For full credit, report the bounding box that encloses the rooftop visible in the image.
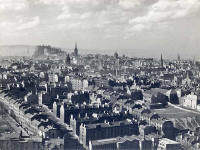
[159,138,180,145]
[85,120,132,129]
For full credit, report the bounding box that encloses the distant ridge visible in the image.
[0,45,36,57]
[0,45,66,58]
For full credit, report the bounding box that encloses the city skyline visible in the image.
[0,0,200,59]
[0,43,197,60]
[0,41,200,150]
[1,1,200,150]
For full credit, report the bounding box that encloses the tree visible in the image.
[170,90,179,104]
[108,79,116,87]
[131,90,143,100]
[126,79,133,87]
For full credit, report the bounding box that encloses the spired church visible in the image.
[66,43,79,65]
[74,42,78,57]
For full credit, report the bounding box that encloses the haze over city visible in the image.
[0,0,200,59]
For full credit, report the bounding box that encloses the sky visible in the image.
[0,0,200,59]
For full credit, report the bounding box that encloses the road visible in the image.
[0,90,78,141]
[152,102,200,119]
[168,102,200,115]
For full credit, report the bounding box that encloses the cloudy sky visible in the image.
[0,0,200,59]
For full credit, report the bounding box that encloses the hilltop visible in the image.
[33,45,66,58]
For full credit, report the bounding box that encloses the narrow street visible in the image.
[0,95,29,136]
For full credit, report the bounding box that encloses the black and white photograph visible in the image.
[0,0,200,150]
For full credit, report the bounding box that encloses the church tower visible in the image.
[160,54,164,68]
[74,42,78,56]
[114,51,118,59]
[177,53,180,61]
[66,54,71,65]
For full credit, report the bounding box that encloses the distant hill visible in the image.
[0,45,67,58]
[0,45,36,57]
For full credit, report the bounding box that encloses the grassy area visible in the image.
[152,105,198,119]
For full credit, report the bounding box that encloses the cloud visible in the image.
[129,0,200,30]
[54,0,157,34]
[57,6,71,20]
[55,0,106,20]
[57,13,71,20]
[53,0,166,35]
[16,16,40,30]
[35,0,64,5]
[1,0,200,54]
[0,21,9,27]
[80,12,92,19]
[131,24,151,31]
[0,0,28,11]
[118,0,143,9]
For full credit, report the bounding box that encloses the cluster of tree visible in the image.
[169,90,179,104]
[131,90,143,100]
[162,121,177,140]
[151,92,169,106]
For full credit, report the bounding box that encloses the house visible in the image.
[24,92,38,104]
[182,93,200,111]
[79,120,139,148]
[157,138,182,150]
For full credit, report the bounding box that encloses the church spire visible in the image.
[74,42,78,56]
[66,54,71,65]
[161,54,163,68]
[177,53,180,61]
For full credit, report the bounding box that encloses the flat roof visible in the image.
[85,120,131,129]
[159,138,180,144]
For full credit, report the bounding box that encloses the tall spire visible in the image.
[74,42,78,56]
[160,53,163,68]
[66,54,71,65]
[177,53,180,61]
[114,51,118,59]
